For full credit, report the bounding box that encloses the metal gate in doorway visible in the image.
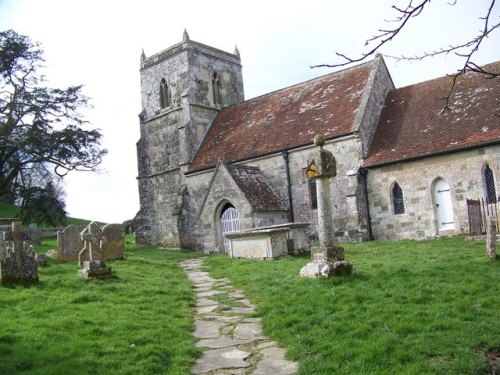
[220,205,240,253]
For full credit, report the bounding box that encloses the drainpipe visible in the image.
[282,150,295,223]
[359,168,374,240]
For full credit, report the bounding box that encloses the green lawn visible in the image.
[1,236,498,374]
[0,239,201,375]
[205,236,500,375]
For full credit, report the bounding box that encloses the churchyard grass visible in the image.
[205,236,500,374]
[0,238,201,374]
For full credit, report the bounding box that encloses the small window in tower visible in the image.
[484,164,497,203]
[393,183,405,215]
[160,78,170,109]
[309,178,318,209]
[212,72,222,107]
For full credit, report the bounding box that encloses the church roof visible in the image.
[189,61,373,173]
[364,61,500,167]
[225,163,287,211]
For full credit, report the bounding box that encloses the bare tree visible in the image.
[312,0,499,79]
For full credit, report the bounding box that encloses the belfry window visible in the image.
[393,183,405,215]
[212,72,222,107]
[484,164,497,203]
[160,78,170,109]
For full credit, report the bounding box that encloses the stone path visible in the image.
[180,258,298,375]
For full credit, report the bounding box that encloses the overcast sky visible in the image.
[0,0,499,223]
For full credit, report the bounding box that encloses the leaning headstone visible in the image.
[300,135,356,278]
[1,222,38,285]
[57,225,84,261]
[78,222,112,279]
[27,223,42,246]
[101,224,124,260]
[486,215,497,261]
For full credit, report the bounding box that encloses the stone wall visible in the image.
[367,145,500,239]
[353,55,395,158]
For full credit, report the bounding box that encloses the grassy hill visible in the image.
[0,202,104,227]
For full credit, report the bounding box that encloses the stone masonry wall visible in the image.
[237,135,368,243]
[136,38,243,246]
[353,55,395,158]
[368,145,500,240]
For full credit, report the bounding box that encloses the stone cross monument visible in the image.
[300,135,355,278]
[1,222,38,285]
[78,222,112,279]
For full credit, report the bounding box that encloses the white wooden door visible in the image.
[220,206,240,253]
[433,179,455,231]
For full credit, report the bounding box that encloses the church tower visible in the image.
[135,31,244,245]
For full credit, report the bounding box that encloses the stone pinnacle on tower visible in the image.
[183,29,190,42]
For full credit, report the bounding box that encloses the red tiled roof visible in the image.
[364,61,500,167]
[225,164,287,211]
[189,62,373,173]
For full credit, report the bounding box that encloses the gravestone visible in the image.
[28,223,42,246]
[57,225,84,261]
[35,253,49,266]
[486,216,497,261]
[1,222,38,285]
[78,222,112,279]
[101,224,124,260]
[300,135,356,278]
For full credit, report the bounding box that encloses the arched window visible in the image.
[484,164,497,203]
[160,78,170,109]
[392,183,405,215]
[212,72,222,107]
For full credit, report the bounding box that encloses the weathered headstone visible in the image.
[300,135,356,278]
[78,222,112,279]
[486,215,497,261]
[27,223,42,246]
[1,222,39,285]
[101,224,124,260]
[35,253,49,266]
[57,225,84,261]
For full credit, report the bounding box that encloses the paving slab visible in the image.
[196,298,218,307]
[229,307,255,315]
[196,305,218,315]
[253,346,298,375]
[192,348,252,374]
[197,290,223,297]
[196,337,252,349]
[194,320,226,339]
[233,323,266,341]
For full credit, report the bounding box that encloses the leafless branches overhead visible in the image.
[312,0,499,80]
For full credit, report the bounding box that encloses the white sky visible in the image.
[0,0,499,223]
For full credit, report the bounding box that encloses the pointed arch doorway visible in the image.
[433,178,455,232]
[220,203,240,253]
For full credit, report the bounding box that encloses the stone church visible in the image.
[135,31,500,251]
